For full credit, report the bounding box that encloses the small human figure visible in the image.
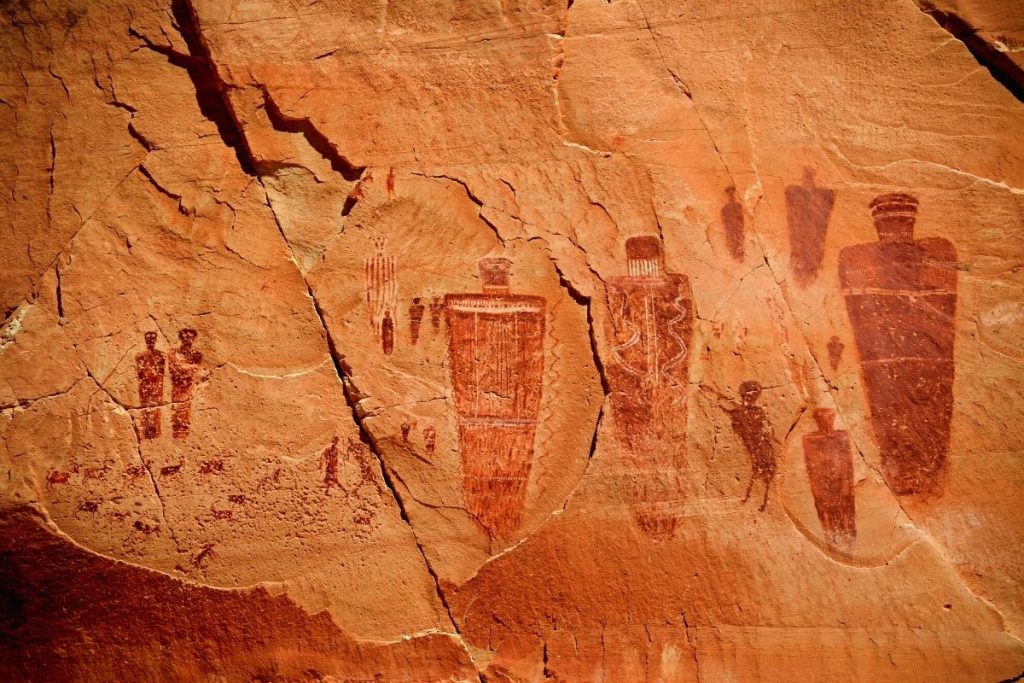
[381,309,395,355]
[827,335,844,371]
[348,438,384,497]
[321,436,342,492]
[409,297,426,345]
[401,422,412,442]
[721,186,745,262]
[169,328,202,439]
[423,425,437,455]
[712,381,778,512]
[135,331,166,439]
[429,297,444,332]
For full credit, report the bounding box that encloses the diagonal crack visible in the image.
[912,0,1024,103]
[258,85,365,181]
[151,4,483,672]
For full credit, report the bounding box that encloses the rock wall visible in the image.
[2,0,1023,681]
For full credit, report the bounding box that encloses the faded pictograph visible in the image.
[365,238,399,355]
[423,424,437,456]
[711,381,777,512]
[170,328,202,439]
[429,297,444,332]
[321,436,342,492]
[839,193,957,497]
[318,435,385,531]
[802,408,856,549]
[135,331,166,439]
[827,335,845,371]
[408,297,425,345]
[445,257,546,539]
[604,236,695,538]
[721,186,745,262]
[786,168,835,287]
[135,328,202,440]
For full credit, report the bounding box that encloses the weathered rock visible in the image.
[2,0,1023,680]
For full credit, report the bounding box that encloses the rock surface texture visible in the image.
[2,1,1024,681]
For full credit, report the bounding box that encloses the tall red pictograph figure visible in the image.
[445,257,546,539]
[802,408,856,548]
[135,331,166,440]
[169,328,202,439]
[605,236,694,537]
[839,193,957,497]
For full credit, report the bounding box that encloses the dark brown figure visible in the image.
[721,186,745,262]
[423,425,437,455]
[135,331,165,440]
[802,408,856,548]
[409,297,426,345]
[381,309,395,355]
[786,167,835,287]
[321,436,342,492]
[827,335,845,371]
[430,297,444,332]
[445,257,545,539]
[839,194,956,497]
[716,381,777,512]
[605,236,695,538]
[169,328,202,439]
[400,422,412,442]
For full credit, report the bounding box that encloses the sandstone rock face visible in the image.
[2,1,1023,681]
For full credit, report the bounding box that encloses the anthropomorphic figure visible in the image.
[381,309,395,355]
[839,193,957,497]
[423,425,437,455]
[802,408,856,549]
[135,331,166,439]
[169,328,202,439]
[409,297,425,345]
[786,167,835,286]
[715,380,778,512]
[827,335,845,371]
[321,436,342,492]
[721,186,745,262]
[430,297,444,332]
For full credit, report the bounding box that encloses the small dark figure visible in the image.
[430,297,444,332]
[400,421,413,442]
[321,436,342,492]
[381,309,395,355]
[713,381,778,512]
[409,298,426,345]
[169,328,202,439]
[423,425,437,455]
[135,331,166,439]
[827,335,844,371]
[721,186,745,262]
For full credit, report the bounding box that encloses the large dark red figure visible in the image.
[839,193,957,497]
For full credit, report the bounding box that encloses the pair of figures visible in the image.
[135,328,203,440]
